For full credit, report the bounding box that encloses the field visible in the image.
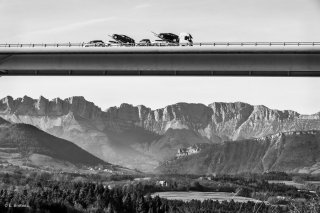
[151,191,263,203]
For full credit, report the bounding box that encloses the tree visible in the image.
[292,176,305,184]
[106,203,115,213]
[122,193,133,213]
[236,187,252,197]
[2,173,10,184]
[136,195,147,213]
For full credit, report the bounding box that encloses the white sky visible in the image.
[0,77,319,115]
[0,0,320,43]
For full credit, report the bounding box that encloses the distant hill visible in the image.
[0,117,110,170]
[157,130,320,175]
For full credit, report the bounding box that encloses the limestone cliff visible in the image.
[1,95,320,172]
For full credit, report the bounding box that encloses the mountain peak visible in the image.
[1,95,13,102]
[209,101,243,105]
[38,95,48,101]
[52,97,62,102]
[120,103,134,108]
[22,95,33,101]
[65,96,86,103]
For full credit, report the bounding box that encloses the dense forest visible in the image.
[0,169,320,213]
[0,181,279,213]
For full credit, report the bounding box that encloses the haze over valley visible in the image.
[1,95,320,174]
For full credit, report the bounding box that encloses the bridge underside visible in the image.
[1,47,320,76]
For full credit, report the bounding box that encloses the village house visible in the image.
[156,180,168,187]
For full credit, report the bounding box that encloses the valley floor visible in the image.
[0,168,320,212]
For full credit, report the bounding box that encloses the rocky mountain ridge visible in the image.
[1,95,320,171]
[0,96,103,119]
[1,96,319,140]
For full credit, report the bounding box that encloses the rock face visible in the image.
[157,130,320,175]
[0,96,103,118]
[1,95,320,172]
[176,144,201,158]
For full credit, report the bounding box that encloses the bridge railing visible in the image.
[0,42,320,48]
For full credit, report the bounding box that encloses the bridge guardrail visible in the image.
[0,42,320,48]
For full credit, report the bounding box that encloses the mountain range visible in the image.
[1,95,320,172]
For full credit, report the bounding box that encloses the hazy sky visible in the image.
[1,0,320,43]
[0,77,319,115]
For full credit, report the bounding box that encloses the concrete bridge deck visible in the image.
[1,42,320,76]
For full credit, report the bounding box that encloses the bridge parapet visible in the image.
[1,42,320,75]
[1,41,320,48]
